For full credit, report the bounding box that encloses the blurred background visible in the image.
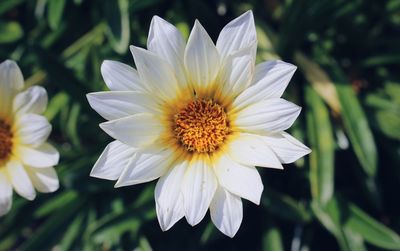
[1,0,400,250]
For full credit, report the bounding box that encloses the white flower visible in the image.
[0,60,59,216]
[87,11,310,237]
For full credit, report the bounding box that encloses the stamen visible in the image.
[0,119,13,162]
[174,99,230,153]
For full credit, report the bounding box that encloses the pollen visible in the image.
[174,99,230,153]
[0,119,13,162]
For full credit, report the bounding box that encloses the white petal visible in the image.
[17,143,59,168]
[184,20,220,91]
[220,46,254,97]
[115,146,175,187]
[90,140,136,180]
[210,186,243,238]
[86,91,160,121]
[228,133,283,169]
[261,132,311,164]
[99,113,163,148]
[6,160,36,200]
[155,160,188,231]
[101,60,144,91]
[235,98,301,133]
[216,10,256,61]
[182,157,217,226]
[13,86,48,115]
[0,170,13,216]
[130,46,180,101]
[233,60,297,111]
[148,16,187,87]
[214,154,263,205]
[0,60,24,117]
[15,114,51,147]
[25,166,59,193]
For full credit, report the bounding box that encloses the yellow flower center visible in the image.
[0,119,13,162]
[174,99,230,153]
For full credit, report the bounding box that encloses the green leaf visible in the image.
[104,0,130,54]
[345,203,400,250]
[306,86,335,204]
[262,223,284,251]
[34,191,79,218]
[44,91,70,122]
[0,21,23,43]
[311,199,367,251]
[60,212,86,251]
[0,0,26,15]
[20,197,85,251]
[262,188,312,223]
[47,0,66,30]
[336,84,378,177]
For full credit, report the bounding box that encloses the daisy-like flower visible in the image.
[87,11,310,237]
[0,60,59,216]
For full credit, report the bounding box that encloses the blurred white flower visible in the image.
[87,11,310,237]
[0,60,59,216]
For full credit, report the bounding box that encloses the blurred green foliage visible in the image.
[1,0,400,250]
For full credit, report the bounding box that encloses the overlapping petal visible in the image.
[233,60,297,111]
[184,20,220,91]
[148,16,187,87]
[130,46,180,101]
[100,113,163,148]
[87,91,160,121]
[182,157,217,226]
[155,160,187,231]
[216,10,257,62]
[234,98,301,133]
[115,146,175,187]
[13,86,48,115]
[0,170,12,216]
[0,60,24,117]
[210,186,243,238]
[214,154,263,205]
[101,60,144,91]
[228,133,283,169]
[14,114,51,147]
[90,140,136,180]
[6,160,36,201]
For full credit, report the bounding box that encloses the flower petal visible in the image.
[115,146,175,187]
[227,133,283,169]
[13,86,48,115]
[101,60,144,91]
[17,143,59,168]
[87,91,160,121]
[214,154,263,205]
[6,160,36,200]
[130,46,180,101]
[155,160,188,231]
[219,46,254,99]
[210,186,243,238]
[184,20,220,91]
[261,132,311,164]
[182,157,217,226]
[14,114,51,147]
[148,16,187,87]
[233,60,297,111]
[234,98,301,133]
[216,10,256,62]
[25,166,59,193]
[0,170,13,216]
[99,113,163,148]
[90,140,136,180]
[0,60,24,118]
